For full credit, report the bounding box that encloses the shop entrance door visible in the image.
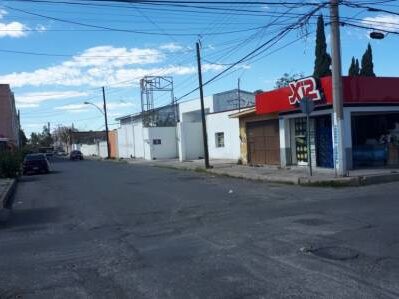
[316,115,333,168]
[294,118,308,165]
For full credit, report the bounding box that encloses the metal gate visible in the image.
[247,120,280,165]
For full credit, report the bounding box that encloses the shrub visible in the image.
[0,151,23,178]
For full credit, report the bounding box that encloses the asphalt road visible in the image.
[1,158,399,298]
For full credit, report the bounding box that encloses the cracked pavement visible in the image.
[1,158,399,298]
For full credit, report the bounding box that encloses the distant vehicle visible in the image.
[56,149,67,156]
[39,147,54,158]
[70,150,83,160]
[23,154,51,175]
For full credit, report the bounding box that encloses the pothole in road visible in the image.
[307,246,360,261]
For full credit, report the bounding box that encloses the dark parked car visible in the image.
[70,150,83,160]
[23,154,51,175]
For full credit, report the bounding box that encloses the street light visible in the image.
[83,87,111,159]
[370,31,385,40]
[84,101,104,115]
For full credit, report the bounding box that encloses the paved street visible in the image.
[1,159,399,298]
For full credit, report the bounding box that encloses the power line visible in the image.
[176,4,323,101]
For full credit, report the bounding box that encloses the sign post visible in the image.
[299,97,315,176]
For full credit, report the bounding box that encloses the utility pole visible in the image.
[196,41,210,169]
[237,78,241,112]
[330,0,347,176]
[102,86,111,159]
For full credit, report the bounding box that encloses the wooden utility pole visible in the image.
[102,87,111,159]
[196,41,210,169]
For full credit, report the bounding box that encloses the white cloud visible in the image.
[0,41,227,88]
[0,9,8,19]
[159,43,184,53]
[24,123,43,128]
[362,14,399,32]
[0,45,170,87]
[54,101,134,112]
[0,21,28,38]
[16,103,40,108]
[16,91,89,105]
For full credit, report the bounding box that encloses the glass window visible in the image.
[153,139,161,145]
[215,132,225,148]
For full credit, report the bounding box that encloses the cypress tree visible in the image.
[355,59,360,76]
[360,43,376,77]
[348,57,356,76]
[313,15,332,78]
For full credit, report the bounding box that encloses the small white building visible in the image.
[178,89,255,162]
[116,106,178,160]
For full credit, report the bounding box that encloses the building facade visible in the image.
[0,84,19,151]
[178,89,255,162]
[116,105,178,160]
[247,76,399,170]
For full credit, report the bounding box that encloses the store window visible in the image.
[294,118,308,165]
[215,132,225,148]
[352,113,399,168]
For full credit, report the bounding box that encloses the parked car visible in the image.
[23,154,51,175]
[70,150,83,160]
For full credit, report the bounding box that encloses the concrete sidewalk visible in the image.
[0,178,17,222]
[123,158,399,186]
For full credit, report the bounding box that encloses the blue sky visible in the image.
[0,1,397,136]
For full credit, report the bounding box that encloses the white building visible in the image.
[178,89,254,162]
[116,89,254,162]
[116,106,178,160]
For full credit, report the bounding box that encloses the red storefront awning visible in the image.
[256,76,399,115]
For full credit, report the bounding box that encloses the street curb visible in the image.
[0,179,17,223]
[359,172,399,185]
[152,164,399,187]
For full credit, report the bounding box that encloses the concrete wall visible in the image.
[117,121,146,159]
[108,131,118,158]
[99,141,108,158]
[147,127,178,160]
[179,96,213,122]
[133,122,145,159]
[206,110,241,160]
[177,122,204,161]
[117,124,134,158]
[80,144,98,156]
[213,90,255,112]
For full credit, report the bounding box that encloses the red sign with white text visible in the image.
[288,77,322,104]
[256,76,399,115]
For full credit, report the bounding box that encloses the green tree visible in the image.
[274,72,304,89]
[39,125,53,147]
[360,43,376,77]
[19,129,27,147]
[348,57,360,76]
[313,15,332,78]
[30,132,40,146]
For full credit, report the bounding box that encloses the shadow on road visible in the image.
[2,207,60,229]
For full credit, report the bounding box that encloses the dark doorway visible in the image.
[315,115,334,168]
